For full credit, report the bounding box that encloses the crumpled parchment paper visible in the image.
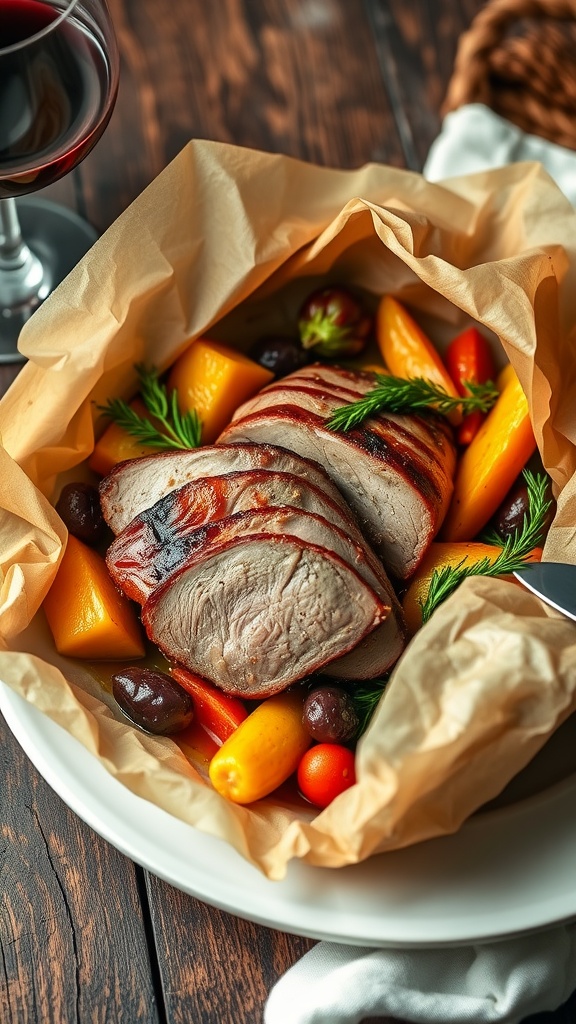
[1,140,576,879]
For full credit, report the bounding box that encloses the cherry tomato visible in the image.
[297,743,356,808]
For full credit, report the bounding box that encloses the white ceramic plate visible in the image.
[2,680,576,948]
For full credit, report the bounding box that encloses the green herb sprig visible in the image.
[420,470,552,624]
[99,364,202,451]
[327,375,499,433]
[351,677,389,738]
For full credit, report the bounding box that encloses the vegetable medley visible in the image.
[43,284,554,812]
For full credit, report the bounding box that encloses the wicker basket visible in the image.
[443,0,576,150]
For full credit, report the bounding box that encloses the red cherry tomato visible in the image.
[297,743,356,809]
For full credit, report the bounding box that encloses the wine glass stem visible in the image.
[0,197,51,313]
[0,197,29,265]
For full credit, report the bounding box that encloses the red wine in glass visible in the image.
[0,0,120,360]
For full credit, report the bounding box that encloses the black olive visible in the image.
[248,335,310,378]
[112,667,194,735]
[489,476,555,542]
[302,685,359,744]
[56,482,106,545]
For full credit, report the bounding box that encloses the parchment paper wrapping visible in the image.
[2,140,576,880]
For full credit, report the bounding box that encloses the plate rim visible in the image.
[3,679,576,948]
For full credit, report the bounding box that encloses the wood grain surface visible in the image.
[2,1,575,1022]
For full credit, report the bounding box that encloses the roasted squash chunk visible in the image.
[44,535,145,659]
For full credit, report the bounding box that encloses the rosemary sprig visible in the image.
[327,375,499,433]
[351,677,389,738]
[420,470,552,624]
[99,364,202,451]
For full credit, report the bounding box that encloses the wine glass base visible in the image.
[0,197,99,365]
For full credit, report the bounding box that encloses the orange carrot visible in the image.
[376,296,462,425]
[170,665,248,742]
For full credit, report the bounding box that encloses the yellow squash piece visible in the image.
[43,535,146,659]
[167,338,274,444]
[441,364,536,542]
[402,541,503,634]
[89,399,163,477]
[208,688,312,804]
[376,295,461,424]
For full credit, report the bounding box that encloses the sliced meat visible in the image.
[108,479,407,678]
[262,363,381,397]
[260,365,456,463]
[99,441,350,534]
[109,505,389,605]
[111,502,404,677]
[142,533,388,697]
[231,383,454,484]
[295,363,382,392]
[218,367,456,578]
[107,469,381,601]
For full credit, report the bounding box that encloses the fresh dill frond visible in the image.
[99,364,202,451]
[327,375,498,433]
[420,470,552,624]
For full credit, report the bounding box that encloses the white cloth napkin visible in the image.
[264,103,576,1024]
[424,103,576,205]
[264,927,576,1023]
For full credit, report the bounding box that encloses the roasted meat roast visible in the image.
[100,364,456,697]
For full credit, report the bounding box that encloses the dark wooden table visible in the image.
[2,2,576,1021]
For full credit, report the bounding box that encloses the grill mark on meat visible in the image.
[107,466,388,597]
[297,364,380,389]
[99,441,350,534]
[107,470,407,676]
[232,384,449,490]
[260,380,451,474]
[109,502,391,606]
[356,428,441,503]
[277,365,455,450]
[218,408,445,577]
[227,403,442,505]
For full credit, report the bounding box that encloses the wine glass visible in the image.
[0,0,120,362]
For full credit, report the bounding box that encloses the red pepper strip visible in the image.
[170,665,248,742]
[445,327,496,446]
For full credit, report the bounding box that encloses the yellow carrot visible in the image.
[376,296,461,424]
[208,688,311,804]
[441,365,536,542]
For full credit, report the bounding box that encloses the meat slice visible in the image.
[231,383,453,482]
[293,364,382,393]
[259,364,378,400]
[218,369,456,578]
[111,505,389,605]
[259,365,456,463]
[107,469,382,601]
[108,479,407,678]
[142,533,388,697]
[99,441,350,534]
